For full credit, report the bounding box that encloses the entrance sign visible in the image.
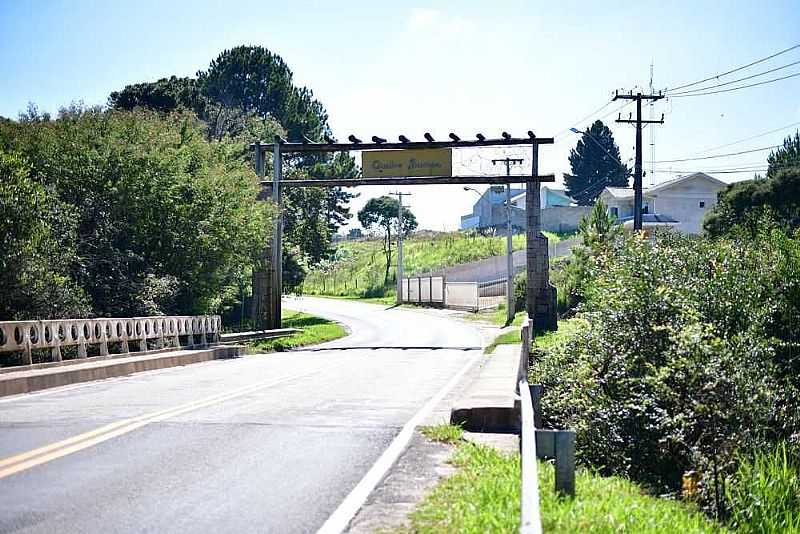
[362,148,452,178]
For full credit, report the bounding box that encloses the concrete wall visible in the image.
[540,206,592,233]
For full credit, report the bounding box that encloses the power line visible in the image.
[667,43,800,92]
[669,59,800,96]
[554,100,613,139]
[686,120,800,156]
[653,145,780,163]
[668,71,800,98]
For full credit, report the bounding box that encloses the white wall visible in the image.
[647,178,724,234]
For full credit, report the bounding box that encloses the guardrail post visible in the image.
[529,384,543,429]
[554,430,576,497]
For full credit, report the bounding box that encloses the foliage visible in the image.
[725,443,800,533]
[564,120,630,205]
[705,132,800,236]
[357,196,418,284]
[0,148,89,320]
[0,106,271,319]
[529,222,800,520]
[108,45,359,274]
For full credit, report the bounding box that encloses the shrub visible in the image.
[530,222,800,516]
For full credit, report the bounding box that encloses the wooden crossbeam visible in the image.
[251,136,554,154]
[263,174,556,188]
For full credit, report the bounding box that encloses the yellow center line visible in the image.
[0,369,320,480]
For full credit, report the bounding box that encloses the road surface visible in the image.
[0,297,482,534]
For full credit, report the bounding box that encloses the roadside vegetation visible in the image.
[249,309,346,352]
[302,231,567,299]
[410,431,723,533]
[524,137,800,531]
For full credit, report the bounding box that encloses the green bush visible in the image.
[530,222,800,517]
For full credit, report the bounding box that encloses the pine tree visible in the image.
[564,120,630,205]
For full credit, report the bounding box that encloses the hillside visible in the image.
[302,230,565,298]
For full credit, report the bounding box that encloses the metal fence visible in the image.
[401,276,445,305]
[401,276,509,311]
[518,318,576,534]
[0,315,222,366]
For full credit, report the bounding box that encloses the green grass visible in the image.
[420,424,464,444]
[408,441,726,533]
[485,316,585,354]
[306,293,399,306]
[303,230,570,299]
[249,309,347,352]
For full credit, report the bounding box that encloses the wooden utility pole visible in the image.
[613,91,664,230]
[390,191,412,304]
[492,157,523,324]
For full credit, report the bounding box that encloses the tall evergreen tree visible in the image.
[564,120,630,205]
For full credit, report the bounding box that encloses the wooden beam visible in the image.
[250,137,554,154]
[263,174,556,188]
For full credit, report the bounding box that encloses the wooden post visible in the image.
[251,140,273,330]
[272,136,283,329]
[529,384,543,429]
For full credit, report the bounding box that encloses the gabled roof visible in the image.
[602,172,726,201]
[648,172,726,195]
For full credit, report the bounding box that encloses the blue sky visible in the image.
[2,0,799,231]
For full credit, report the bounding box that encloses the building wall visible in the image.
[541,205,593,233]
[647,178,724,234]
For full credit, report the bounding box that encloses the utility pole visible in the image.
[613,90,664,231]
[492,157,523,324]
[390,191,412,304]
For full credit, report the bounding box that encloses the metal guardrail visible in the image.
[478,277,508,298]
[518,318,576,534]
[0,315,221,366]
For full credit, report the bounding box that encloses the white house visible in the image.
[599,172,728,234]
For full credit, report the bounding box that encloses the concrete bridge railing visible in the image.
[0,315,221,366]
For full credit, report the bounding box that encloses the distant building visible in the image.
[599,172,727,234]
[347,228,363,240]
[460,185,591,234]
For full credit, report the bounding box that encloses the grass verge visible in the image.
[420,424,464,444]
[409,441,726,533]
[249,309,347,352]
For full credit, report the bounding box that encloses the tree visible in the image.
[108,45,359,278]
[0,105,272,317]
[564,120,630,205]
[357,196,418,285]
[704,132,800,236]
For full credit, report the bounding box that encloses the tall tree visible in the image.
[357,196,418,285]
[564,120,630,205]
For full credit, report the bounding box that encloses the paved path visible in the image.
[0,297,482,534]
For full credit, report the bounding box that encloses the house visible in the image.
[599,172,727,234]
[460,185,591,234]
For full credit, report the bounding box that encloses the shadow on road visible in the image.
[297,345,481,352]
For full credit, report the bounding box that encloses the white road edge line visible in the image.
[317,349,483,534]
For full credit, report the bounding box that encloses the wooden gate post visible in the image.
[272,135,283,329]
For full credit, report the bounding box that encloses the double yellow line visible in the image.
[0,369,318,480]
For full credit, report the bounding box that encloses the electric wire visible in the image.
[667,43,800,92]
[668,59,800,96]
[653,145,781,163]
[685,120,800,157]
[668,71,800,98]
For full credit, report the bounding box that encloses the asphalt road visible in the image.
[0,297,482,534]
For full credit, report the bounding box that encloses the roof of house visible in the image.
[509,186,574,204]
[647,172,727,194]
[602,172,726,201]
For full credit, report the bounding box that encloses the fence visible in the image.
[400,276,509,311]
[400,276,445,305]
[0,315,221,366]
[517,318,576,534]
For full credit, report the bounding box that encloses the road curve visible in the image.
[0,297,482,534]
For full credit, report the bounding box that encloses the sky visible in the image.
[2,0,799,232]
